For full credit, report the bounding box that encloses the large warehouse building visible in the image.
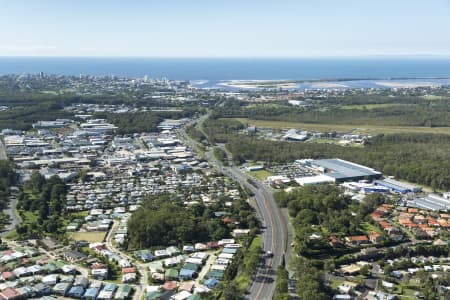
[299,159,382,183]
[407,194,450,211]
[374,178,422,194]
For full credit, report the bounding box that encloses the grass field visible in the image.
[249,169,273,181]
[420,95,447,100]
[306,138,363,147]
[71,231,107,243]
[235,118,450,135]
[340,103,403,110]
[3,210,38,239]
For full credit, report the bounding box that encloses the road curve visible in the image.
[178,116,289,299]
[201,145,288,300]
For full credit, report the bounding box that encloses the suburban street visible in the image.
[105,221,147,300]
[0,194,21,238]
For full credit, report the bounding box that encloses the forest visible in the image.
[225,133,450,190]
[16,172,68,237]
[274,186,384,299]
[127,193,258,250]
[199,116,450,190]
[275,185,383,256]
[213,96,450,127]
[0,85,204,131]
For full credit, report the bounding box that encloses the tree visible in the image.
[222,282,242,300]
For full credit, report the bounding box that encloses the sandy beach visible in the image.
[374,81,440,88]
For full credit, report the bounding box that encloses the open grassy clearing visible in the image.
[306,138,363,147]
[70,231,107,243]
[360,222,383,235]
[68,211,89,218]
[420,95,448,100]
[339,103,405,110]
[248,169,273,181]
[4,211,38,240]
[235,118,450,135]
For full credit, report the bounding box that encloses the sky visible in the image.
[1,0,450,57]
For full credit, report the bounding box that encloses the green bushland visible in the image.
[213,147,228,166]
[274,265,289,300]
[15,172,68,238]
[127,193,258,250]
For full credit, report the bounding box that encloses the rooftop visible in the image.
[312,158,382,180]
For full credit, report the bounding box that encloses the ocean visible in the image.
[1,57,450,81]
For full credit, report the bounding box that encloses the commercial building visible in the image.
[375,178,422,194]
[294,174,335,186]
[300,159,382,183]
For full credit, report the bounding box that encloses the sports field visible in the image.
[70,231,107,243]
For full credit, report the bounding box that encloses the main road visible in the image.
[179,123,289,300]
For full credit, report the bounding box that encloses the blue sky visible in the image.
[1,0,450,57]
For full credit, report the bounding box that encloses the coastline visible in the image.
[199,77,450,91]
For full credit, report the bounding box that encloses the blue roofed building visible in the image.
[179,269,196,280]
[205,278,220,288]
[68,286,85,298]
[222,248,238,254]
[375,178,422,194]
[83,287,100,300]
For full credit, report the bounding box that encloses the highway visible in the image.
[179,123,289,300]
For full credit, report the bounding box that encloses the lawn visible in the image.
[249,236,262,251]
[70,231,107,243]
[67,211,89,218]
[329,278,345,290]
[249,169,273,181]
[307,138,363,147]
[340,103,404,110]
[235,118,450,135]
[3,210,39,240]
[20,210,39,224]
[420,95,447,100]
[360,222,383,235]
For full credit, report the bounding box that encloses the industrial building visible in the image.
[295,174,335,186]
[283,129,309,141]
[407,194,450,211]
[375,178,422,194]
[300,159,382,183]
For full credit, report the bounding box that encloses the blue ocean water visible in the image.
[0,57,450,81]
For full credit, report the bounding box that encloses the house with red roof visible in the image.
[0,272,15,281]
[0,288,21,300]
[369,231,383,244]
[345,235,370,246]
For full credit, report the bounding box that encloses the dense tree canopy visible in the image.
[127,194,258,250]
[275,185,383,256]
[224,133,450,190]
[17,172,68,236]
[213,94,450,127]
[0,161,18,229]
